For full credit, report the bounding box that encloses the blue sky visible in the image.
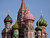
[0,0,50,38]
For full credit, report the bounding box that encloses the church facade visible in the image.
[2,0,48,38]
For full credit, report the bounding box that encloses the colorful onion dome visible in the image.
[4,12,12,23]
[12,21,20,29]
[24,9,35,21]
[35,26,42,31]
[36,10,48,27]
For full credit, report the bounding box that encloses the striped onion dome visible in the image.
[35,26,42,31]
[36,15,48,27]
[4,11,12,23]
[23,9,35,21]
[12,21,20,29]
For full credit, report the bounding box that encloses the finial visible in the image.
[27,0,29,9]
[27,0,29,12]
[28,3,29,9]
[8,9,9,15]
[38,21,39,26]
[41,9,42,16]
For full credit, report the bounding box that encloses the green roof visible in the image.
[36,15,48,27]
[35,35,41,37]
[12,21,20,29]
[35,26,42,31]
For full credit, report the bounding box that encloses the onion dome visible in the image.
[36,10,48,27]
[24,9,35,21]
[4,10,12,23]
[12,21,20,29]
[35,26,42,31]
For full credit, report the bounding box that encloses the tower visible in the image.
[23,9,35,38]
[12,21,20,38]
[17,0,27,23]
[35,21,42,38]
[2,10,13,38]
[36,10,48,38]
[17,0,27,38]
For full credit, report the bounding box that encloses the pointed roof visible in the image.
[21,0,26,10]
[20,0,26,10]
[12,21,20,29]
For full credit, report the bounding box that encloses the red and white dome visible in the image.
[24,9,35,21]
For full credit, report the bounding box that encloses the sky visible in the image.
[0,0,50,38]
